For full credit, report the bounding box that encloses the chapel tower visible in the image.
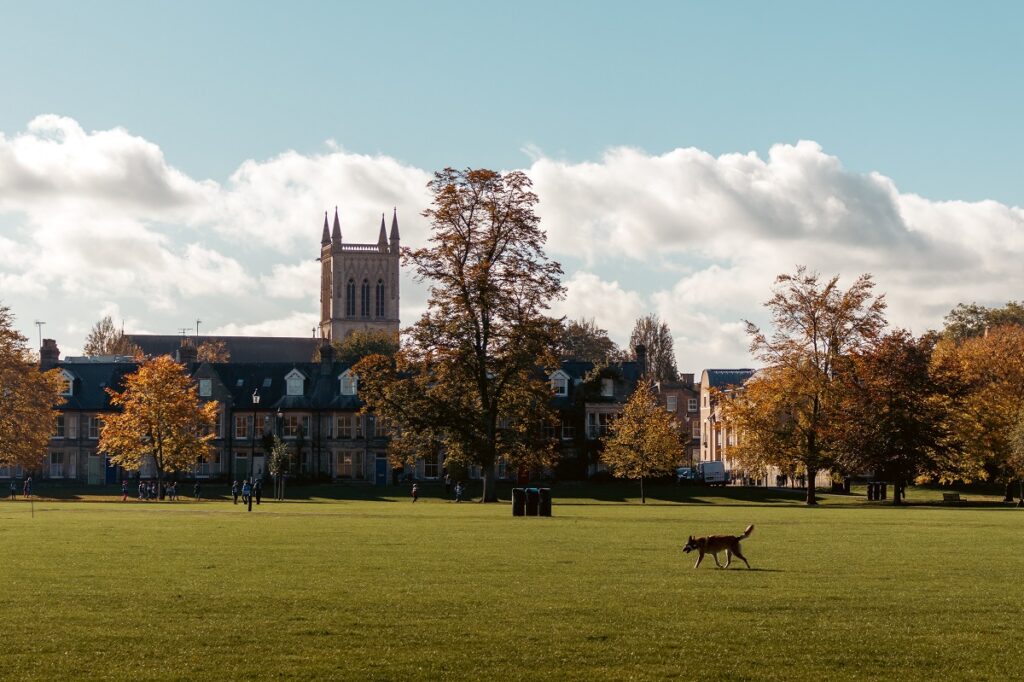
[319,207,401,340]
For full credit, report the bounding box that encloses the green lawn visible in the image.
[1,484,1022,680]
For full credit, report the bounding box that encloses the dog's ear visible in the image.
[688,535,693,541]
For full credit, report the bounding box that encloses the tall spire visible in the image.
[389,207,400,242]
[321,211,330,246]
[377,213,388,251]
[331,206,341,243]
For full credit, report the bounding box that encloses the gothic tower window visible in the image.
[360,279,370,317]
[375,279,385,318]
[346,279,356,317]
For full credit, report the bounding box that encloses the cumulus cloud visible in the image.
[2,114,1023,372]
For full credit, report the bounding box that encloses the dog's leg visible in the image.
[712,552,723,568]
[694,551,704,569]
[734,546,751,569]
[724,549,732,568]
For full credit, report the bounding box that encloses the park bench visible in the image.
[942,492,963,503]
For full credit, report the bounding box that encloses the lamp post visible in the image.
[250,389,259,512]
[276,408,284,500]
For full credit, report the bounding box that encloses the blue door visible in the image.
[374,457,388,487]
[104,457,119,484]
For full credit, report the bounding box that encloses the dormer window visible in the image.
[59,370,74,396]
[550,371,569,397]
[198,379,212,397]
[601,378,614,397]
[339,370,358,396]
[285,370,305,396]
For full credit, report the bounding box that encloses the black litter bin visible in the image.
[538,487,552,517]
[511,487,526,516]
[525,487,540,516]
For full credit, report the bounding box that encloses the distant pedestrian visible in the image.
[411,483,420,503]
[231,480,240,505]
[169,481,177,501]
[23,477,32,499]
[138,480,145,500]
[253,479,262,505]
[444,473,452,500]
[9,479,17,500]
[121,480,128,501]
[241,480,252,506]
[194,481,202,501]
[454,481,464,503]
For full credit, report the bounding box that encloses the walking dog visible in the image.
[682,524,754,569]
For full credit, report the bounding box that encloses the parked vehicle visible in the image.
[676,467,696,483]
[697,461,727,487]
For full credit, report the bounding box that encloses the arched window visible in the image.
[375,279,385,317]
[345,279,356,317]
[360,279,370,317]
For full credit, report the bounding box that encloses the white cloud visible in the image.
[2,115,1023,371]
[209,311,319,338]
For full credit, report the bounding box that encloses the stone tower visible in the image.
[319,207,401,340]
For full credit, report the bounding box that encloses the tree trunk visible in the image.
[480,466,499,503]
[805,467,817,506]
[892,478,902,506]
[1004,482,1014,503]
[640,476,646,504]
[1017,480,1023,508]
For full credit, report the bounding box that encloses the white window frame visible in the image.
[198,379,212,397]
[601,378,614,397]
[339,371,358,396]
[88,416,102,439]
[285,369,305,397]
[550,371,569,397]
[59,370,74,396]
[234,414,249,439]
[54,415,65,439]
[666,396,678,412]
[688,398,698,412]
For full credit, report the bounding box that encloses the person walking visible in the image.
[444,473,452,500]
[454,481,464,503]
[193,481,202,501]
[231,480,240,505]
[9,478,17,500]
[121,479,128,502]
[241,479,252,507]
[23,476,32,499]
[253,479,262,505]
[411,483,420,503]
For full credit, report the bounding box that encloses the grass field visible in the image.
[1,483,1022,681]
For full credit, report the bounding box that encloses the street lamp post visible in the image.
[276,408,284,501]
[250,389,259,512]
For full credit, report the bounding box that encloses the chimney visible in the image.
[635,344,647,377]
[176,338,198,365]
[40,338,60,370]
[319,339,334,375]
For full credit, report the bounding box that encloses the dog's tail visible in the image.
[740,524,754,539]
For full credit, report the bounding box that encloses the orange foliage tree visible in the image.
[100,355,218,490]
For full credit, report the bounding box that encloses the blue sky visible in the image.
[1,2,1023,370]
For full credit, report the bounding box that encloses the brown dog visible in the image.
[682,524,754,569]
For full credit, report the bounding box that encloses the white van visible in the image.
[698,461,727,487]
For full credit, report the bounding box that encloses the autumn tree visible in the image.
[354,168,564,502]
[601,378,681,503]
[629,314,678,382]
[333,329,399,363]
[832,330,946,504]
[83,315,139,356]
[1009,412,1024,506]
[731,267,887,505]
[559,318,622,364]
[941,301,1024,342]
[100,355,218,492]
[0,304,65,471]
[196,339,230,362]
[930,324,1024,500]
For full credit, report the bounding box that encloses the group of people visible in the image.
[119,479,202,502]
[7,477,31,499]
[413,474,464,503]
[231,478,263,506]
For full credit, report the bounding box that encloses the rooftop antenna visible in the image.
[312,327,316,338]
[178,328,190,337]
[34,320,45,348]
[196,319,202,336]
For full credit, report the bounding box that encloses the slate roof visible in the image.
[703,369,756,389]
[58,361,139,411]
[127,335,320,363]
[198,360,363,412]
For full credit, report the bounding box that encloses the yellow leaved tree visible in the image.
[601,377,682,503]
[100,355,219,490]
[0,304,65,471]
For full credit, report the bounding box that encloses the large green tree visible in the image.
[355,168,564,502]
[941,301,1024,342]
[601,378,681,503]
[0,304,65,471]
[731,267,887,505]
[559,318,622,364]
